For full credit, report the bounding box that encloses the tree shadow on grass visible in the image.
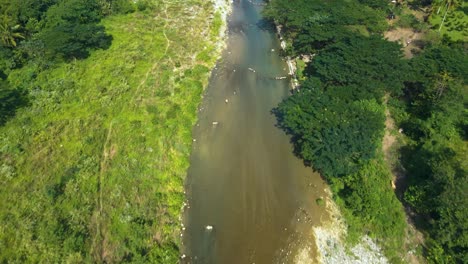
[0,82,30,126]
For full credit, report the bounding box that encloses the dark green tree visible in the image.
[276,87,385,178]
[39,0,112,60]
[308,35,407,100]
[399,46,468,263]
[357,0,389,9]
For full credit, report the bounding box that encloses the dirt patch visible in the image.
[382,95,399,188]
[383,109,397,157]
[384,28,424,58]
[109,144,118,160]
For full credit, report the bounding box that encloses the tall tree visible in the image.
[39,0,112,59]
[435,0,462,31]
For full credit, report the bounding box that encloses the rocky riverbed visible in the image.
[312,189,388,264]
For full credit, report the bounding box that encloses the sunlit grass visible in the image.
[0,0,222,262]
[429,2,468,41]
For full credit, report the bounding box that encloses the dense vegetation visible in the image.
[266,0,467,262]
[0,0,223,262]
[0,0,110,124]
[396,45,467,263]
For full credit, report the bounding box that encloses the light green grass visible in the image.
[295,58,306,81]
[0,1,222,262]
[429,2,468,41]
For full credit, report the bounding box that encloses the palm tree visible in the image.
[0,15,24,47]
[435,0,461,32]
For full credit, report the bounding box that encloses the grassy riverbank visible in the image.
[0,0,226,262]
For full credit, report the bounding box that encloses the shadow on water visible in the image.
[271,105,315,169]
[256,18,276,31]
[228,19,274,34]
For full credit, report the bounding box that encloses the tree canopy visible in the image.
[399,46,468,263]
[268,0,467,262]
[275,33,406,178]
[0,0,124,124]
[309,35,406,99]
[277,89,385,177]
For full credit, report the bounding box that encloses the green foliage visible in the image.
[402,46,467,136]
[0,0,139,120]
[210,11,223,41]
[109,0,137,14]
[277,90,385,177]
[264,0,388,56]
[0,0,221,262]
[295,58,306,80]
[292,24,356,54]
[39,23,112,60]
[394,45,468,262]
[268,0,411,262]
[2,0,58,25]
[38,0,112,60]
[270,0,467,263]
[402,133,468,262]
[310,35,406,98]
[330,158,406,261]
[45,0,103,26]
[275,33,406,178]
[315,197,324,206]
[0,45,16,74]
[396,13,421,29]
[0,0,140,64]
[435,177,468,263]
[0,14,25,47]
[429,0,467,41]
[135,0,151,11]
[357,0,389,10]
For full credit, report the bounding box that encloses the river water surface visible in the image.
[184,1,329,263]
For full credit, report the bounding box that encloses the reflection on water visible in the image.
[184,0,329,263]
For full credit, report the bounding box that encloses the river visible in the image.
[183,1,329,263]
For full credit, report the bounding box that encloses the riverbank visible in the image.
[275,24,300,90]
[313,189,388,264]
[0,0,230,262]
[213,0,232,42]
[179,0,231,257]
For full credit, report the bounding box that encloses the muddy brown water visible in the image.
[183,1,329,263]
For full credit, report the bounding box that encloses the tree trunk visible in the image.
[439,2,450,32]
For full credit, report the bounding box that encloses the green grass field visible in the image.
[0,1,223,262]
